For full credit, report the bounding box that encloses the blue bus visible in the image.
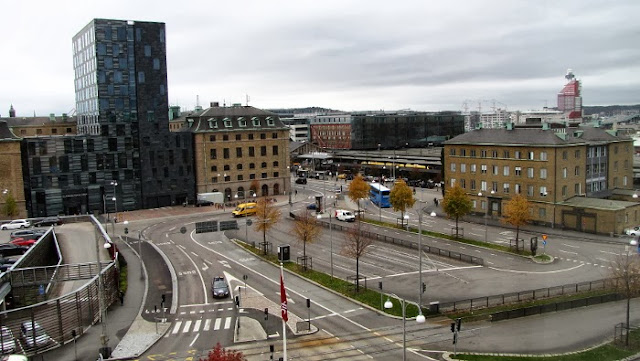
[370,183,391,208]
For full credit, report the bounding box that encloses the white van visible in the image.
[335,210,355,222]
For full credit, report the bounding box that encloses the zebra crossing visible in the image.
[167,316,234,336]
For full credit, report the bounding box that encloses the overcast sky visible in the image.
[1,0,639,117]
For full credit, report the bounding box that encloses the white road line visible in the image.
[189,334,200,347]
[224,317,232,329]
[214,318,222,330]
[596,257,609,263]
[559,249,578,255]
[562,243,580,249]
[172,321,182,335]
[600,250,619,256]
[203,319,211,331]
[489,263,585,274]
[183,320,192,333]
[193,319,201,332]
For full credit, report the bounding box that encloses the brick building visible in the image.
[0,121,27,218]
[182,104,290,202]
[444,124,639,234]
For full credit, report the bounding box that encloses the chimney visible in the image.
[210,102,219,108]
[9,104,15,118]
[62,113,68,121]
[49,113,56,121]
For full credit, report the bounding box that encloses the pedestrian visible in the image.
[119,290,124,305]
[295,189,298,196]
[413,188,416,195]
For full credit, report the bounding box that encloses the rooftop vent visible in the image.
[210,102,219,108]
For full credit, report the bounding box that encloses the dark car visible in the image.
[0,244,28,257]
[33,217,61,227]
[295,178,307,184]
[10,229,46,240]
[306,203,317,210]
[211,277,230,298]
[0,258,17,272]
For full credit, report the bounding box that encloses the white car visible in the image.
[335,209,356,222]
[625,226,640,236]
[0,220,31,230]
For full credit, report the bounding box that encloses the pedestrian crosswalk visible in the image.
[167,316,234,336]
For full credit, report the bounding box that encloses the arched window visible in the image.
[224,188,232,201]
[261,184,269,196]
[273,161,279,167]
[273,183,280,195]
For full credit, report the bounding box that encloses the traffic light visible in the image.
[264,308,269,320]
[235,296,240,307]
[161,294,165,304]
[450,322,455,333]
[124,227,128,234]
[306,298,311,308]
[378,281,383,290]
[456,317,462,331]
[422,282,426,293]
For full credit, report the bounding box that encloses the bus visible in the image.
[370,183,391,208]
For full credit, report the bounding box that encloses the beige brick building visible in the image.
[183,104,290,202]
[0,121,27,218]
[444,125,639,235]
[1,115,77,137]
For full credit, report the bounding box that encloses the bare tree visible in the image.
[609,250,640,346]
[341,222,374,292]
[291,210,321,270]
[254,197,281,255]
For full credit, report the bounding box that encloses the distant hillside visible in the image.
[583,104,640,116]
[266,107,343,116]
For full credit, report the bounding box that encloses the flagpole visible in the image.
[280,263,288,361]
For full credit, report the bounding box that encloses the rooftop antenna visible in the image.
[246,94,250,106]
[196,95,200,108]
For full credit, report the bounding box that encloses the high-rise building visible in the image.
[557,69,582,119]
[70,19,194,209]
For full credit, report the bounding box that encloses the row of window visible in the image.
[211,161,280,172]
[210,146,279,159]
[206,117,276,129]
[211,172,280,183]
[450,161,628,178]
[208,132,279,142]
[450,145,629,160]
[452,178,552,196]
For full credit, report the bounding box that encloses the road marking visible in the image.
[189,333,199,347]
[203,319,211,331]
[220,260,231,268]
[600,250,619,256]
[596,257,609,263]
[562,243,579,249]
[214,318,222,330]
[489,263,585,274]
[224,317,232,329]
[193,319,201,332]
[469,233,482,237]
[559,249,578,255]
[182,320,192,333]
[172,321,182,335]
[202,263,209,271]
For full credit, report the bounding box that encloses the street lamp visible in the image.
[318,213,334,278]
[95,230,112,357]
[478,192,488,242]
[625,238,638,345]
[384,294,425,361]
[403,214,409,231]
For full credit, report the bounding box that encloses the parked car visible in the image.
[0,326,16,354]
[10,229,45,240]
[1,355,28,361]
[20,321,53,349]
[0,220,30,231]
[33,217,61,227]
[10,238,36,248]
[295,178,307,185]
[211,277,230,298]
[306,203,317,210]
[0,244,28,257]
[0,258,17,272]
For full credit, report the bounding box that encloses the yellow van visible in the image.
[232,202,258,217]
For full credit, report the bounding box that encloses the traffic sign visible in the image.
[543,240,547,246]
[542,234,548,241]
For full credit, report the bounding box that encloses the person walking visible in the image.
[119,290,124,305]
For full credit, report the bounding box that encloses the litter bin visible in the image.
[429,301,439,314]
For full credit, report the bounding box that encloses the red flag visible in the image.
[280,267,288,322]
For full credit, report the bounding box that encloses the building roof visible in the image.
[0,121,20,140]
[559,196,636,211]
[184,105,288,132]
[445,127,630,146]
[0,116,76,127]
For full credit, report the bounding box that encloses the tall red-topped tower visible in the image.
[557,69,582,119]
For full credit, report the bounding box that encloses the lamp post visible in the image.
[95,229,112,357]
[478,192,488,242]
[626,238,638,346]
[384,294,425,361]
[318,213,333,278]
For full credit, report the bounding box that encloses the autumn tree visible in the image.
[292,210,321,270]
[348,175,370,220]
[254,197,281,255]
[389,179,415,227]
[502,193,531,245]
[1,194,18,217]
[200,343,246,361]
[249,180,260,197]
[608,252,640,346]
[341,223,374,292]
[441,183,472,238]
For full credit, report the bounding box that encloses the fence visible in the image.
[490,293,622,321]
[437,279,610,313]
[315,219,484,266]
[0,215,119,357]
